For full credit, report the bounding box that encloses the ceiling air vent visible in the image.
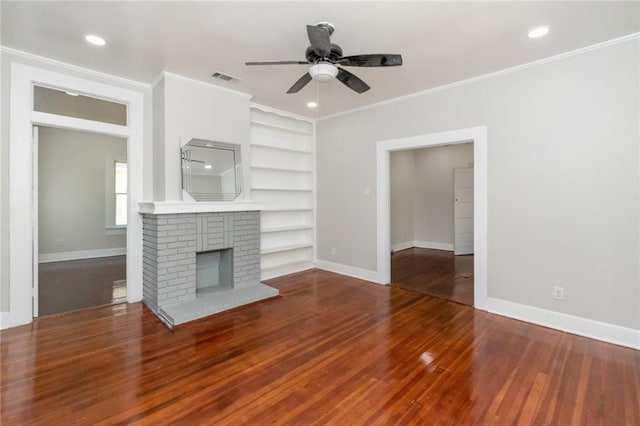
[211,71,241,83]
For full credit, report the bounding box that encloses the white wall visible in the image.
[38,127,126,255]
[155,73,251,201]
[0,48,153,314]
[317,38,640,330]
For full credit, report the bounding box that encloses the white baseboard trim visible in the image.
[391,241,455,252]
[316,259,383,284]
[261,261,316,281]
[414,240,454,251]
[39,247,126,263]
[391,241,414,252]
[485,297,640,350]
[0,311,10,330]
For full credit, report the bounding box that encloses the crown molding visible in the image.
[1,45,151,90]
[250,102,318,124]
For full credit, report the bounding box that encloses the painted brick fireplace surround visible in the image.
[139,202,278,327]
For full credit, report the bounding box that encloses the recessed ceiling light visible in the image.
[528,26,550,39]
[65,91,79,97]
[204,164,212,169]
[85,34,106,46]
[306,101,318,108]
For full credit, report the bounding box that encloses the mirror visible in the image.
[181,139,242,201]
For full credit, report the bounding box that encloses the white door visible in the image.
[32,126,39,317]
[454,168,474,255]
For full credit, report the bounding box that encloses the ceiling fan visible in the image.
[245,22,403,94]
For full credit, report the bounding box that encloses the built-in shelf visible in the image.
[252,142,312,155]
[251,166,313,174]
[261,225,313,233]
[251,107,315,281]
[261,260,315,277]
[251,120,313,136]
[261,243,313,255]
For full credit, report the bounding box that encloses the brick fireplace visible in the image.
[139,202,278,327]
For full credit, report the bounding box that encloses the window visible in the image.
[114,161,127,226]
[106,157,127,232]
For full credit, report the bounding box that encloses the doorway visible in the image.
[389,144,474,305]
[7,63,144,328]
[376,126,488,310]
[36,126,127,316]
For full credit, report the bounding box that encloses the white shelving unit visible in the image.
[250,107,315,280]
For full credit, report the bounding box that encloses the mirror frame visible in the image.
[181,139,243,201]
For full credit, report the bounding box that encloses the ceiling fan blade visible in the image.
[336,68,370,94]
[245,60,309,66]
[287,72,312,94]
[307,25,331,57]
[337,54,403,67]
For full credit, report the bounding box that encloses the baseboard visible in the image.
[261,261,315,281]
[0,311,9,330]
[391,241,414,252]
[39,247,126,263]
[316,259,383,284]
[485,297,640,350]
[414,240,454,251]
[391,241,455,252]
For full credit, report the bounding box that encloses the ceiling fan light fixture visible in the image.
[309,63,338,82]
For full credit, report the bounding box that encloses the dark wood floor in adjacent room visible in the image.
[38,255,126,316]
[2,269,639,425]
[392,247,474,305]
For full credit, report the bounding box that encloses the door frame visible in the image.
[8,63,144,327]
[376,126,488,309]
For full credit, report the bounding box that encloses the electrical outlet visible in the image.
[553,286,564,300]
[330,247,336,255]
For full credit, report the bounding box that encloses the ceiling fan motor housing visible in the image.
[305,44,343,63]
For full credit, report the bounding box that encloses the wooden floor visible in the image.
[38,256,126,316]
[2,269,639,424]
[392,247,474,305]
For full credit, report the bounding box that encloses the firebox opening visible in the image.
[196,249,233,293]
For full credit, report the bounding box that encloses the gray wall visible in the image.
[38,127,126,255]
[414,144,474,246]
[390,150,415,246]
[317,39,639,329]
[391,144,473,248]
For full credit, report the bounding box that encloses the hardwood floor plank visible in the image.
[391,247,474,305]
[2,269,639,424]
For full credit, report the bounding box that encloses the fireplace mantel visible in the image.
[138,201,265,215]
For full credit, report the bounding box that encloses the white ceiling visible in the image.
[2,1,639,119]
